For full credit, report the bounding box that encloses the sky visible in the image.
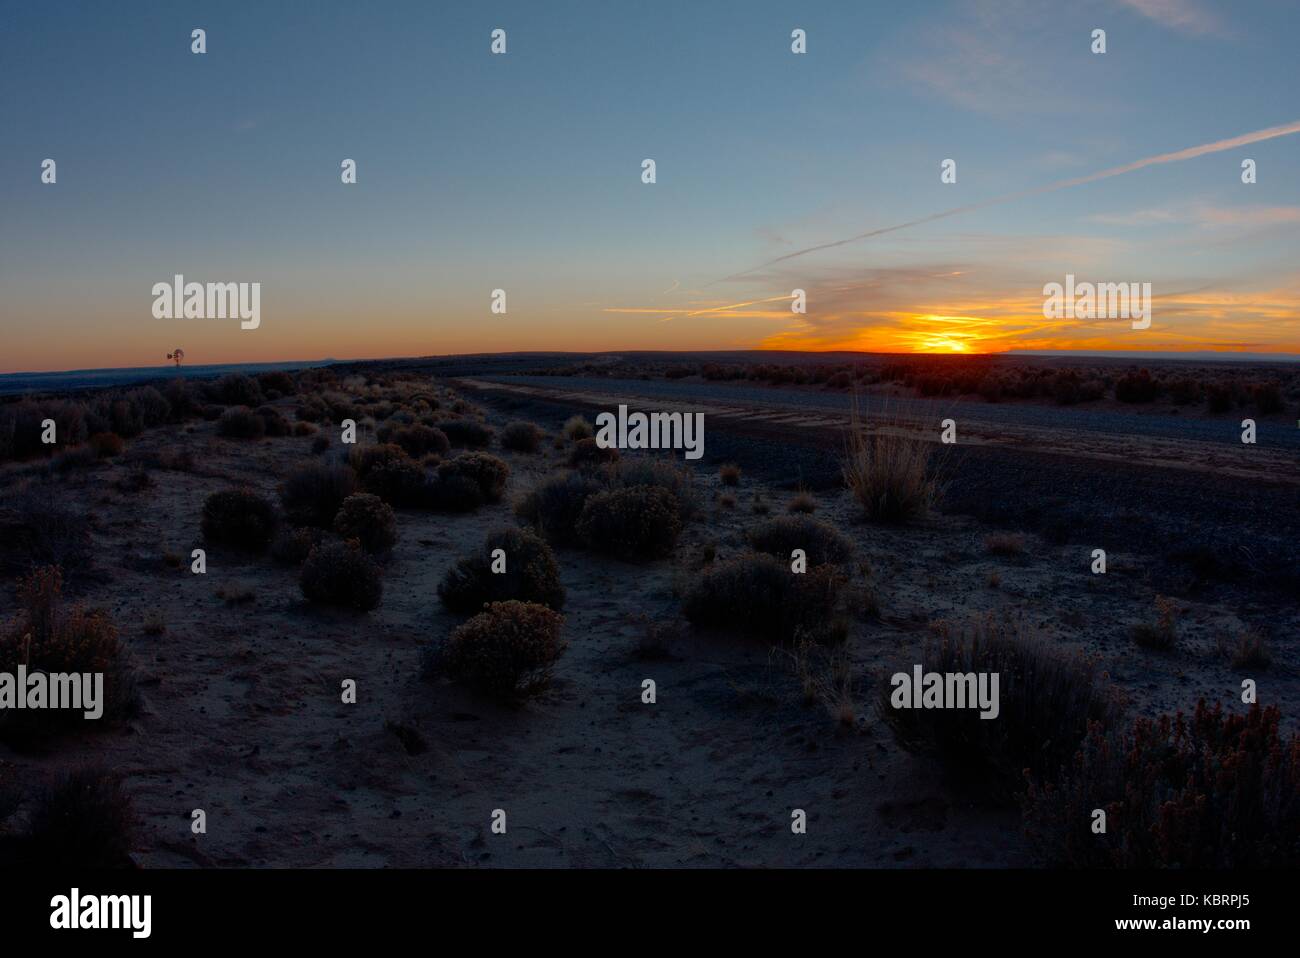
[2,0,1299,373]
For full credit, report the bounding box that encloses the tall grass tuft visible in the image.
[841,398,939,522]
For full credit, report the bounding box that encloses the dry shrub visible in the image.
[1131,595,1177,650]
[216,405,266,439]
[719,463,741,486]
[201,489,278,551]
[311,434,331,454]
[747,515,854,567]
[300,540,383,611]
[563,415,593,441]
[378,422,449,458]
[209,373,264,407]
[431,452,509,508]
[682,552,846,643]
[787,491,817,514]
[842,406,938,522]
[603,459,698,520]
[333,493,398,553]
[983,532,1026,556]
[439,527,564,613]
[569,437,619,469]
[281,461,359,527]
[515,471,601,544]
[436,419,494,449]
[1023,702,1299,867]
[1222,628,1271,670]
[270,525,323,565]
[26,766,135,868]
[500,420,543,453]
[431,600,565,698]
[879,615,1120,800]
[255,405,291,437]
[88,432,124,458]
[576,486,681,561]
[0,484,93,574]
[350,443,427,506]
[0,566,137,744]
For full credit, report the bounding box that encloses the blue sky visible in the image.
[1,0,1298,371]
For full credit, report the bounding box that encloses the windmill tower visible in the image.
[167,348,185,368]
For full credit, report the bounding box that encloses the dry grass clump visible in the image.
[718,463,741,486]
[784,639,857,725]
[842,404,938,522]
[787,490,817,513]
[1131,595,1178,650]
[428,600,566,698]
[1221,628,1271,670]
[438,527,564,613]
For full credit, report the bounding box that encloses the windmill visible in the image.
[167,348,185,368]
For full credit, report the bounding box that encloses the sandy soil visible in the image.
[0,382,1294,868]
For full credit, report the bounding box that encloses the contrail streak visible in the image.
[712,119,1300,285]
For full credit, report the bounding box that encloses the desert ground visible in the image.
[0,356,1295,868]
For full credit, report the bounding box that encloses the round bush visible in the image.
[333,493,398,553]
[270,525,323,565]
[300,540,383,611]
[350,444,428,506]
[216,405,266,439]
[747,515,854,567]
[281,461,359,527]
[682,552,845,643]
[514,472,601,544]
[576,486,680,561]
[563,415,593,440]
[201,489,277,550]
[569,437,619,469]
[439,527,564,613]
[436,419,494,449]
[379,422,449,458]
[256,405,291,437]
[434,600,565,697]
[500,420,543,453]
[435,452,509,505]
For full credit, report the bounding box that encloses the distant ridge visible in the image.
[0,359,334,397]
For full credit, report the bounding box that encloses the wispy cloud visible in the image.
[714,119,1300,285]
[1089,203,1300,228]
[1115,0,1223,36]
